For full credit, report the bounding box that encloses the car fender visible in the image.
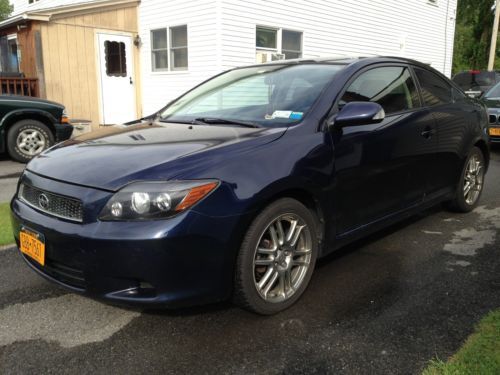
[0,108,58,131]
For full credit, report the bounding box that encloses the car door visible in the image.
[331,65,438,235]
[412,67,477,199]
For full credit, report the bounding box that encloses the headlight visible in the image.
[99,180,219,221]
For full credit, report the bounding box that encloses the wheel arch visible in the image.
[237,185,327,257]
[2,110,57,144]
[474,139,490,171]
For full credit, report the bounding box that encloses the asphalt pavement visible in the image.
[0,150,499,374]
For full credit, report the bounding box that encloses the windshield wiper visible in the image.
[193,117,261,128]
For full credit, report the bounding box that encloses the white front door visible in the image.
[97,33,136,125]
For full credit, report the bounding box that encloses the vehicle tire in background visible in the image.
[234,198,318,315]
[7,119,54,163]
[447,146,485,213]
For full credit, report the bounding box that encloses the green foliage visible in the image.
[453,0,499,73]
[423,310,500,374]
[0,0,12,21]
[0,202,14,246]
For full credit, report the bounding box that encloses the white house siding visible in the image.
[220,0,457,77]
[138,0,219,115]
[10,0,102,16]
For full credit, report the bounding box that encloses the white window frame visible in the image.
[255,26,303,63]
[151,24,188,73]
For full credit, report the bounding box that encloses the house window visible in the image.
[256,27,277,50]
[0,35,19,73]
[255,27,302,63]
[28,0,40,4]
[282,30,302,59]
[151,25,188,72]
[170,25,188,70]
[104,41,127,77]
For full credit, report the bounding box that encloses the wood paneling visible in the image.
[39,5,140,129]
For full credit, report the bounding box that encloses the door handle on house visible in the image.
[421,127,436,139]
[129,77,133,85]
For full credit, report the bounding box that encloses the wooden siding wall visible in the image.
[17,22,38,78]
[40,5,140,129]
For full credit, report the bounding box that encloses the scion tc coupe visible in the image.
[11,57,489,314]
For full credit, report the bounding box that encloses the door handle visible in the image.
[421,127,436,139]
[129,77,133,85]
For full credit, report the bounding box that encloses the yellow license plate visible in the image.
[19,229,45,266]
[489,127,500,136]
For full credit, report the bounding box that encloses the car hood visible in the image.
[27,122,286,191]
[483,98,500,110]
[0,95,64,108]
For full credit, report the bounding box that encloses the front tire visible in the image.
[7,120,54,163]
[447,146,485,213]
[234,198,318,315]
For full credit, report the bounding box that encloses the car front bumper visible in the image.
[55,123,74,142]
[10,172,246,308]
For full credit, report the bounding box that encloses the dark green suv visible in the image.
[0,95,73,163]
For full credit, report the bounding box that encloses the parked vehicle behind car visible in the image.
[11,56,489,315]
[482,82,500,143]
[0,96,73,163]
[452,70,500,98]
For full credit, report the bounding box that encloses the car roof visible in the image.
[244,55,441,75]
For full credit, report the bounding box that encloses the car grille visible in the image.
[489,114,498,124]
[19,183,83,222]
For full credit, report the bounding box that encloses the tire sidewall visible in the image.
[235,198,318,315]
[7,120,54,163]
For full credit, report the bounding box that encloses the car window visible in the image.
[453,71,496,90]
[340,66,419,115]
[485,82,500,99]
[414,68,453,106]
[452,72,470,90]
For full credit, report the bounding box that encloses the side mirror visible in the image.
[333,101,385,128]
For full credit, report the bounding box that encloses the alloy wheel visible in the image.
[16,128,47,156]
[253,214,312,303]
[463,153,484,206]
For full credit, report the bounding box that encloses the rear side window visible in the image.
[452,71,496,90]
[341,66,419,115]
[414,68,452,106]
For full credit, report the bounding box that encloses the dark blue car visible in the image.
[11,57,489,314]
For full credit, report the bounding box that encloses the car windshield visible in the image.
[453,71,496,90]
[159,63,345,127]
[484,82,500,99]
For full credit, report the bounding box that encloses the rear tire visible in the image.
[234,198,318,315]
[7,120,54,163]
[446,146,485,213]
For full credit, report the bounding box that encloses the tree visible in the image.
[453,0,497,73]
[0,0,12,21]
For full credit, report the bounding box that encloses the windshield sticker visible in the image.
[290,112,304,120]
[265,111,304,120]
[271,110,293,119]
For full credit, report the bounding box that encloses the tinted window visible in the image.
[414,68,452,106]
[452,71,496,90]
[341,66,419,114]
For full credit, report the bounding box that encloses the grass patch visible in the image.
[0,202,14,246]
[423,310,500,375]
